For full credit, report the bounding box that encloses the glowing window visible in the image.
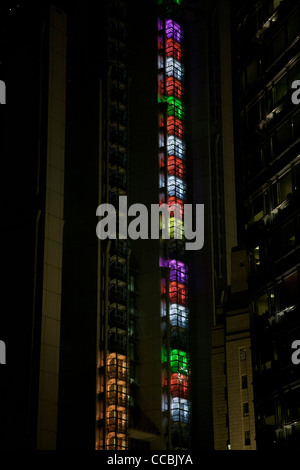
[170,397,190,423]
[166,57,184,80]
[167,116,184,138]
[166,77,184,100]
[169,303,189,328]
[170,350,190,374]
[158,54,164,69]
[170,217,184,239]
[169,281,188,305]
[168,195,184,217]
[169,260,188,284]
[166,38,183,61]
[165,19,183,43]
[166,96,185,119]
[167,156,185,178]
[170,373,189,399]
[167,136,185,159]
[167,175,186,199]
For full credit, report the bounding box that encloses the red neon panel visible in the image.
[166,38,183,62]
[168,196,184,217]
[169,282,188,306]
[166,77,184,100]
[167,115,184,138]
[161,278,166,295]
[159,152,165,170]
[158,77,164,99]
[170,373,189,398]
[158,34,164,51]
[159,113,165,129]
[167,156,185,179]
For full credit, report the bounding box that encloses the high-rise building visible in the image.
[212,247,256,450]
[1,0,243,452]
[231,0,300,448]
[1,0,67,449]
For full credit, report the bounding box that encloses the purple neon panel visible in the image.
[165,19,183,43]
[169,259,188,284]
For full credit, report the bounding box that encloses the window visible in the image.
[279,171,293,203]
[243,402,249,417]
[253,292,268,316]
[252,192,264,222]
[273,73,287,105]
[247,58,258,86]
[242,375,248,389]
[245,431,251,446]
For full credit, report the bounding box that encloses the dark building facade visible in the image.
[231,0,300,448]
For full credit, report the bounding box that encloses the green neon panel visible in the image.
[170,349,190,373]
[166,96,185,119]
[162,347,167,363]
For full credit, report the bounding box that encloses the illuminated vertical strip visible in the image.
[158,0,190,449]
[96,0,129,451]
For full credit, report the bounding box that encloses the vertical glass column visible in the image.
[158,0,190,450]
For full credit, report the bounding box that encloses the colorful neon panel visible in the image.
[169,281,188,305]
[167,175,186,199]
[165,19,183,43]
[166,38,183,62]
[171,373,189,398]
[158,75,164,99]
[166,57,184,80]
[168,196,184,217]
[170,397,190,423]
[166,96,185,119]
[167,115,184,138]
[170,217,184,239]
[158,54,164,70]
[169,304,189,328]
[167,156,185,178]
[166,76,184,100]
[170,349,190,374]
[169,260,188,284]
[167,136,185,159]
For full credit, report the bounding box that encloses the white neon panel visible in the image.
[169,304,189,328]
[170,397,190,423]
[167,175,186,199]
[166,57,184,81]
[167,135,186,159]
[159,173,165,189]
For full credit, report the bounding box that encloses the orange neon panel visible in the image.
[166,37,183,62]
[169,281,188,306]
[166,76,184,100]
[167,156,185,178]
